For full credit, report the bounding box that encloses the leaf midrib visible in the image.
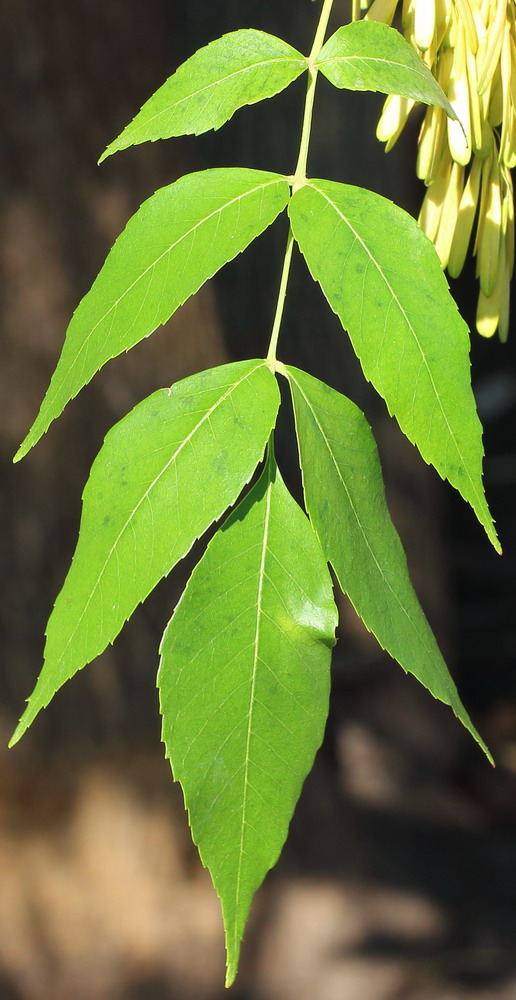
[232,473,272,959]
[317,52,433,85]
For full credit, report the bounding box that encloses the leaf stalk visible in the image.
[266,0,335,362]
[266,229,295,363]
[294,0,334,184]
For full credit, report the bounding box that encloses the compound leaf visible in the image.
[159,452,337,986]
[16,168,289,461]
[316,20,457,120]
[286,365,491,761]
[101,30,307,161]
[289,179,499,552]
[10,360,280,746]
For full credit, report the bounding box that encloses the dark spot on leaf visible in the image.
[212,451,228,476]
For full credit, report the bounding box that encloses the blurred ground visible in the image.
[1,1,516,998]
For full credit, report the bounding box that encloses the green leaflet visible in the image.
[10,361,280,746]
[159,452,337,986]
[100,29,307,161]
[289,179,499,552]
[286,365,491,762]
[316,20,457,120]
[16,168,289,461]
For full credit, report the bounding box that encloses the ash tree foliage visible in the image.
[12,0,500,986]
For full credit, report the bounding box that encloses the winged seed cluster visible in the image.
[12,3,499,986]
[365,0,516,340]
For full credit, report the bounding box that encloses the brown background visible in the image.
[1,2,516,998]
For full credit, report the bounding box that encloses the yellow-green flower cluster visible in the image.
[364,0,516,340]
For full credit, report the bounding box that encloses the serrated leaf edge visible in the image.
[10,362,280,746]
[289,180,499,553]
[15,171,289,462]
[316,22,457,120]
[285,365,493,764]
[100,30,307,160]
